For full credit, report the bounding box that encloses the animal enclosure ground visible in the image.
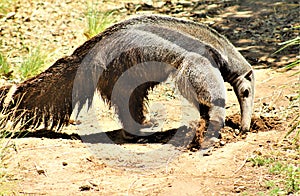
[0,0,299,195]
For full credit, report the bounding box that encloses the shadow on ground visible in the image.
[8,114,283,150]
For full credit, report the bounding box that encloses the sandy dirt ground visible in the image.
[1,68,298,195]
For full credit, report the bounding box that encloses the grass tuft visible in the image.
[248,154,300,195]
[274,25,300,142]
[274,36,300,55]
[266,163,300,194]
[84,2,118,39]
[248,156,274,167]
[19,46,48,80]
[0,0,15,15]
[0,52,11,78]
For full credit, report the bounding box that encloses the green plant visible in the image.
[84,3,118,39]
[265,164,300,194]
[274,36,300,55]
[0,52,11,78]
[285,59,300,75]
[19,46,47,80]
[269,162,284,174]
[0,0,15,14]
[248,156,274,167]
[274,26,300,141]
[268,186,283,196]
[274,26,300,74]
[259,158,300,194]
[285,165,300,193]
[249,151,299,195]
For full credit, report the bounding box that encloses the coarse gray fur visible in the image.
[0,15,255,140]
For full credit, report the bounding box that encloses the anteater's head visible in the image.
[233,69,255,133]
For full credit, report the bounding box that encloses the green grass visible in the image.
[19,46,48,80]
[265,163,300,194]
[248,156,274,167]
[285,59,300,72]
[0,52,11,78]
[84,2,119,39]
[274,26,300,75]
[0,0,15,15]
[248,153,300,195]
[274,36,300,55]
[274,25,300,142]
[286,110,300,144]
[1,47,48,81]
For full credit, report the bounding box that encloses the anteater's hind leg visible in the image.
[128,82,159,126]
[115,82,159,139]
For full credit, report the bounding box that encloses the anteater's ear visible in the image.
[244,70,253,81]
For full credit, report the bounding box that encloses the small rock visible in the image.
[253,150,262,155]
[69,119,81,125]
[234,129,240,135]
[283,27,289,32]
[267,106,275,111]
[202,150,212,156]
[285,94,299,101]
[24,17,31,22]
[234,186,246,193]
[79,185,91,191]
[5,12,16,20]
[36,168,46,175]
[220,140,226,146]
[62,161,68,166]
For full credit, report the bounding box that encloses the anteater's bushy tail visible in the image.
[0,56,80,130]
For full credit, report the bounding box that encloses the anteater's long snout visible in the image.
[240,96,253,132]
[233,69,255,133]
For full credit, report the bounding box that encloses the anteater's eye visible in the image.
[243,89,249,98]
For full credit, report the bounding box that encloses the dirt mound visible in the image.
[214,114,284,149]
[226,114,284,133]
[189,114,284,150]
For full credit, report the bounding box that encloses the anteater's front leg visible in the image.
[196,100,226,149]
[204,103,225,144]
[191,101,225,150]
[176,53,227,149]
